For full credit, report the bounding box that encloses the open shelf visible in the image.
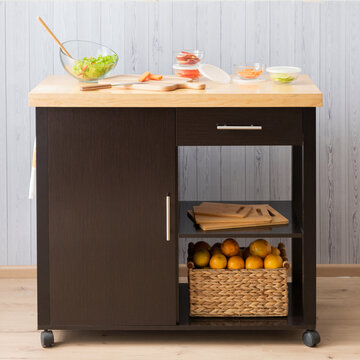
[178,200,302,238]
[177,283,305,330]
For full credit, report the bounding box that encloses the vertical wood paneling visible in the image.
[29,1,54,264]
[347,2,360,263]
[148,0,173,75]
[77,1,101,44]
[1,1,359,265]
[53,1,77,74]
[101,1,125,75]
[6,1,31,265]
[0,0,7,264]
[319,1,348,264]
[124,0,149,73]
[245,0,270,201]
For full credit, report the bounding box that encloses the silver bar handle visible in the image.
[166,194,170,241]
[217,125,262,131]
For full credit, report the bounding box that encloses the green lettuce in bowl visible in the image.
[60,40,118,82]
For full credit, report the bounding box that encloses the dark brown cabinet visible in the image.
[37,108,177,328]
[36,106,319,348]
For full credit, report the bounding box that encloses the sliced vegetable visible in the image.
[270,73,295,83]
[138,71,151,82]
[176,51,201,65]
[149,74,163,81]
[72,54,118,80]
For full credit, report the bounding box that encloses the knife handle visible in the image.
[80,83,112,91]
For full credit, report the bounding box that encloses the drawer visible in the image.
[176,108,302,146]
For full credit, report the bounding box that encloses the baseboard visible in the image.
[1,264,360,279]
[0,266,37,279]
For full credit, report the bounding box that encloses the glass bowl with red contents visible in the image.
[174,50,204,66]
[173,64,200,80]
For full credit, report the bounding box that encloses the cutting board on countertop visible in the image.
[96,75,206,91]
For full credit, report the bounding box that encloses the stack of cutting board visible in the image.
[188,202,289,231]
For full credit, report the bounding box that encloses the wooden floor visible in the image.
[1,278,360,359]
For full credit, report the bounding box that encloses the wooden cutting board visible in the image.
[194,204,271,224]
[193,202,252,219]
[188,204,289,231]
[97,75,206,91]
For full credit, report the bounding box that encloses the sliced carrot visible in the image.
[138,71,151,82]
[149,74,163,81]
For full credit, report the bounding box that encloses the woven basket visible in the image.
[188,265,288,317]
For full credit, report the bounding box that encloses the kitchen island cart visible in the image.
[29,74,322,347]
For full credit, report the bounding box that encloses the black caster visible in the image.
[302,329,320,347]
[41,330,54,348]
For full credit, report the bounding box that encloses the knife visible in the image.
[80,82,146,91]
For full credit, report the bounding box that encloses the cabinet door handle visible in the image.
[166,194,170,241]
[216,125,262,131]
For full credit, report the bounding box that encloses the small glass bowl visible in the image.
[233,63,265,80]
[173,64,200,80]
[60,40,118,82]
[174,50,204,66]
[266,66,301,84]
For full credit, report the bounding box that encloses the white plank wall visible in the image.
[0,0,359,265]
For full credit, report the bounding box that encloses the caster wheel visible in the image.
[41,330,54,348]
[302,329,320,347]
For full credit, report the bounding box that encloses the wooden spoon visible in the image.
[37,16,72,58]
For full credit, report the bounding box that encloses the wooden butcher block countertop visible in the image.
[29,74,322,108]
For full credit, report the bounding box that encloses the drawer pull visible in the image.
[166,194,170,241]
[216,125,262,131]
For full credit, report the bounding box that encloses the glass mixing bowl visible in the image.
[60,40,118,82]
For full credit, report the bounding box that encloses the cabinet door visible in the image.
[39,108,177,328]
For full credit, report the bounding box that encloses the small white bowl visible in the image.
[266,66,301,84]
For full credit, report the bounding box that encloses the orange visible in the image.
[271,246,281,256]
[245,255,263,269]
[243,247,250,259]
[193,241,211,252]
[264,254,283,269]
[212,247,223,255]
[221,238,240,257]
[249,239,271,258]
[237,249,243,258]
[227,255,245,270]
[193,249,210,268]
[209,254,227,269]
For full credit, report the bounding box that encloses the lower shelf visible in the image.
[178,283,307,330]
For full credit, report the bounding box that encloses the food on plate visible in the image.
[227,255,245,270]
[221,238,240,257]
[193,249,211,268]
[175,50,203,65]
[245,255,264,269]
[72,54,118,80]
[249,239,271,258]
[209,253,227,269]
[264,254,283,269]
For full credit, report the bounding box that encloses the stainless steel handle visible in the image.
[166,195,170,241]
[216,125,262,131]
